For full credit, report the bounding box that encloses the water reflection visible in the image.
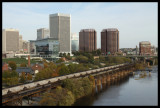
[73,66,158,106]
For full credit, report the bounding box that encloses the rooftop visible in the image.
[50,13,70,17]
[80,29,96,32]
[16,67,33,73]
[139,41,151,44]
[102,28,118,32]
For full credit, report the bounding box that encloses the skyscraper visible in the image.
[101,28,119,55]
[2,29,19,53]
[79,29,97,52]
[49,13,71,54]
[37,28,50,40]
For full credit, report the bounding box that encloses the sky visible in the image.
[2,2,158,48]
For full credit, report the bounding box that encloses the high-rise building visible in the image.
[49,13,71,54]
[19,35,23,51]
[71,33,79,52]
[2,29,19,53]
[139,41,151,55]
[79,29,97,52]
[37,28,50,40]
[101,28,119,55]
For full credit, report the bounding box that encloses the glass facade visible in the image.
[34,38,59,58]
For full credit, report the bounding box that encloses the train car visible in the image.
[80,72,87,76]
[74,73,81,77]
[58,76,67,80]
[66,74,74,79]
[86,70,92,74]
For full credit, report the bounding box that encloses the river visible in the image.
[73,65,158,106]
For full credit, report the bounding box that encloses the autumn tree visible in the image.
[27,73,32,80]
[20,63,27,67]
[39,86,75,106]
[8,61,17,70]
[19,72,26,83]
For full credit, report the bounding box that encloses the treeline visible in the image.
[3,58,40,64]
[39,76,94,106]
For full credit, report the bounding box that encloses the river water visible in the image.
[73,66,158,106]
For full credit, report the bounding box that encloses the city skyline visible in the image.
[2,2,158,48]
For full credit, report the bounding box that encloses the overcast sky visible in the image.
[2,2,158,48]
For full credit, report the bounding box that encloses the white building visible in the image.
[2,29,19,53]
[37,28,50,40]
[49,13,71,54]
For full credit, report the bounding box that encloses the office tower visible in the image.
[19,35,23,51]
[79,29,97,52]
[139,41,151,55]
[2,29,19,53]
[101,28,119,55]
[49,13,71,54]
[71,33,79,52]
[37,28,50,40]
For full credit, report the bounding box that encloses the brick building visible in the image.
[31,63,44,74]
[101,28,119,55]
[2,63,9,72]
[79,29,97,52]
[139,41,151,55]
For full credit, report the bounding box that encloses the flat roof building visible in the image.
[2,29,19,53]
[101,28,119,55]
[79,29,97,52]
[139,41,151,55]
[37,28,50,40]
[49,13,71,54]
[29,38,59,59]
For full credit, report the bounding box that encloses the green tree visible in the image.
[76,55,88,63]
[68,63,77,73]
[8,61,17,70]
[58,64,70,75]
[59,53,63,57]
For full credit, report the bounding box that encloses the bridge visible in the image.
[2,63,136,106]
[106,55,157,66]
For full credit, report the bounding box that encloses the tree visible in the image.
[94,59,100,65]
[2,70,19,86]
[19,72,26,83]
[20,63,27,67]
[58,64,70,76]
[68,63,77,73]
[39,86,75,106]
[56,58,64,63]
[27,73,32,81]
[76,55,88,63]
[63,53,66,57]
[8,61,17,70]
[59,53,63,57]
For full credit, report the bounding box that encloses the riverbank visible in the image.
[73,65,158,106]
